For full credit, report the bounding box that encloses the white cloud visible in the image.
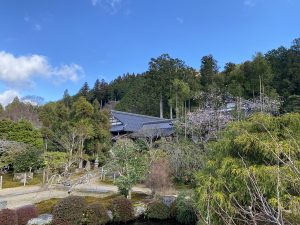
[0,90,20,107]
[91,0,122,14]
[52,64,83,84]
[0,51,84,87]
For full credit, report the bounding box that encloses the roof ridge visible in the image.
[142,120,173,125]
[111,110,171,121]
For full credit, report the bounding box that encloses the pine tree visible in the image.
[77,82,91,100]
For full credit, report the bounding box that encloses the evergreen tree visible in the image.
[72,96,94,121]
[62,89,72,107]
[0,119,43,149]
[92,99,101,111]
[0,103,3,115]
[200,55,218,88]
[91,79,101,102]
[77,82,91,100]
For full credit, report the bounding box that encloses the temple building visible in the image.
[110,110,174,139]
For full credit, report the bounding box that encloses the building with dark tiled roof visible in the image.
[110,110,174,138]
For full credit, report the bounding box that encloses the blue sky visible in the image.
[0,0,299,105]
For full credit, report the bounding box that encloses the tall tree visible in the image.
[200,55,218,88]
[76,119,94,168]
[77,82,91,100]
[0,103,3,116]
[62,89,72,108]
[72,96,94,121]
[148,54,191,118]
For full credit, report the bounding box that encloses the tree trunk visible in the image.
[170,104,173,119]
[160,93,163,118]
[184,101,187,139]
[259,76,263,112]
[79,140,84,169]
[176,91,178,118]
[127,189,132,199]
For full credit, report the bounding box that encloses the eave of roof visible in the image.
[110,110,174,134]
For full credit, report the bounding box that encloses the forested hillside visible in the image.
[58,38,300,117]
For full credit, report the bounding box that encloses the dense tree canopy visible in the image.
[0,119,43,149]
[195,113,300,224]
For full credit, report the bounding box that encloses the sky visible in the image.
[0,0,299,105]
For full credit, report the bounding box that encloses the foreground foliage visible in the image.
[174,192,197,225]
[195,113,300,225]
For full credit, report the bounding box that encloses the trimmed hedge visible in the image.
[52,196,87,225]
[16,205,38,225]
[0,208,18,225]
[82,203,110,225]
[111,197,134,223]
[146,201,170,220]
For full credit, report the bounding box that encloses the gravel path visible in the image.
[0,180,151,209]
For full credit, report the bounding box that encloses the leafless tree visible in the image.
[146,158,173,194]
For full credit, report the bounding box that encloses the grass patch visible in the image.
[1,173,43,189]
[97,179,114,185]
[35,198,60,215]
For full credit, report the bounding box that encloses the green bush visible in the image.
[111,197,134,223]
[175,192,197,225]
[146,201,170,220]
[52,196,87,225]
[82,203,110,225]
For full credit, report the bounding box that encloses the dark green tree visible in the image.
[0,119,43,149]
[77,82,91,100]
[72,96,94,121]
[200,55,218,88]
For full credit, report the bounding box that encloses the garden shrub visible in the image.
[16,205,38,225]
[81,203,110,225]
[175,192,197,225]
[111,197,134,223]
[52,196,87,225]
[146,200,170,220]
[169,201,177,219]
[0,208,18,225]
